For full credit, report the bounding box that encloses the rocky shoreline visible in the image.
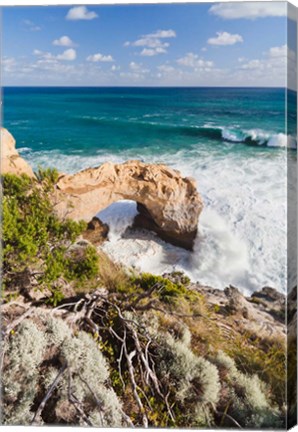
[1,126,295,428]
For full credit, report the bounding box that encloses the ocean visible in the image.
[3,87,297,294]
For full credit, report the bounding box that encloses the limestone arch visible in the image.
[54,160,203,250]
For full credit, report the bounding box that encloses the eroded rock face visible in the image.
[1,128,35,178]
[82,216,109,246]
[54,161,203,250]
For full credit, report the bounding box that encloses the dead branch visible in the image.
[67,368,93,426]
[216,410,243,429]
[31,363,67,425]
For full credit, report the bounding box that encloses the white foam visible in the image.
[97,200,138,241]
[23,145,289,294]
[18,147,32,153]
[203,124,296,148]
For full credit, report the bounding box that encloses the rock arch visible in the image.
[54,161,203,250]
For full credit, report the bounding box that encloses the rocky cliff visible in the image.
[1,128,203,249]
[1,128,35,178]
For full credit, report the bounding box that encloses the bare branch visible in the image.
[31,363,67,425]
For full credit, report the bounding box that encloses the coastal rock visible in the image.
[82,216,109,245]
[195,283,285,339]
[54,161,203,250]
[1,128,35,178]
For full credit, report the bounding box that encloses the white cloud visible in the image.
[34,48,76,62]
[119,62,150,80]
[57,49,77,61]
[233,44,296,88]
[209,2,286,20]
[86,53,114,62]
[53,36,74,47]
[111,65,120,71]
[140,47,167,56]
[157,64,176,73]
[125,29,176,56]
[268,44,288,58]
[66,6,98,21]
[240,44,292,71]
[146,29,176,39]
[33,49,55,62]
[177,53,214,70]
[23,19,41,31]
[2,57,17,72]
[129,62,149,73]
[126,37,169,49]
[208,31,243,46]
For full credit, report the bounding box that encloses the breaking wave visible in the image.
[79,115,295,148]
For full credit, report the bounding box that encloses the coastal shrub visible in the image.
[35,166,59,188]
[212,351,283,428]
[2,320,47,424]
[155,330,220,427]
[131,273,196,303]
[2,173,98,296]
[224,331,286,407]
[64,245,99,282]
[2,312,124,426]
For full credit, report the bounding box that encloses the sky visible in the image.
[2,2,297,87]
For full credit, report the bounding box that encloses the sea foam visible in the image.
[20,142,288,294]
[96,148,287,294]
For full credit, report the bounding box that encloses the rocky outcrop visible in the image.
[193,283,286,339]
[82,216,109,245]
[54,161,203,250]
[1,128,202,249]
[1,128,35,178]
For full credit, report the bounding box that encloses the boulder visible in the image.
[82,216,109,245]
[1,128,35,178]
[54,161,203,250]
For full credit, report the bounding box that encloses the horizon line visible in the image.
[2,85,289,89]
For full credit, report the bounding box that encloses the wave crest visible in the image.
[203,125,296,148]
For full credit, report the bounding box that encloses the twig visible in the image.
[67,369,93,426]
[216,410,243,429]
[79,373,104,426]
[31,363,67,425]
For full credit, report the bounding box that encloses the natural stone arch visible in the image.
[54,161,203,250]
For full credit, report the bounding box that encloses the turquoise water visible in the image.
[3,87,290,165]
[3,87,296,293]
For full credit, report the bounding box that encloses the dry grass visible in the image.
[96,250,132,293]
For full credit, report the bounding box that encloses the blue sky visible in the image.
[2,2,296,87]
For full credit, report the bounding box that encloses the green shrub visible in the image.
[131,273,195,303]
[35,166,59,190]
[2,173,96,295]
[64,245,99,282]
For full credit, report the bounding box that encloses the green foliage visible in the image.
[46,287,65,307]
[2,173,95,296]
[64,245,99,282]
[131,273,196,304]
[35,166,59,191]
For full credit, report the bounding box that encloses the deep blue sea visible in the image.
[3,87,297,293]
